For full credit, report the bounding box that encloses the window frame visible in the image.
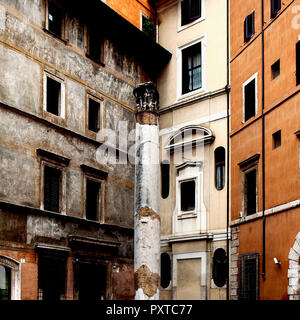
[178,0,205,32]
[86,91,105,140]
[242,166,258,216]
[0,256,21,300]
[215,147,226,191]
[272,130,282,149]
[85,24,105,66]
[177,37,206,100]
[244,11,255,43]
[242,73,258,123]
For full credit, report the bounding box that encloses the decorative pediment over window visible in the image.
[164,125,214,153]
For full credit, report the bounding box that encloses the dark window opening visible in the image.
[46,77,61,116]
[161,161,170,199]
[48,1,63,37]
[271,60,280,79]
[212,248,228,288]
[244,78,256,122]
[181,180,195,212]
[273,130,281,149]
[215,147,225,190]
[0,265,11,300]
[160,253,171,289]
[86,179,101,221]
[296,41,300,85]
[182,42,202,94]
[142,15,156,40]
[79,263,106,301]
[38,251,66,301]
[240,254,259,300]
[88,98,100,132]
[271,0,281,18]
[244,12,255,43]
[181,0,202,26]
[245,169,257,216]
[44,165,61,213]
[88,28,103,64]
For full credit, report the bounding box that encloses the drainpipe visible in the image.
[261,0,266,281]
[133,82,161,300]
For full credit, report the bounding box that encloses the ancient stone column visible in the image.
[133,82,160,300]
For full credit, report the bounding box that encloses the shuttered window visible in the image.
[44,165,61,213]
[181,0,202,26]
[86,179,101,221]
[244,12,255,43]
[271,0,281,18]
[240,254,259,300]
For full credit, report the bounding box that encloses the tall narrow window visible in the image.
[48,1,63,37]
[245,169,257,216]
[161,161,170,199]
[0,265,11,300]
[215,147,225,190]
[86,179,101,221]
[87,27,104,65]
[88,98,100,132]
[271,60,280,79]
[244,76,257,122]
[271,0,281,18]
[46,77,61,116]
[244,12,255,43]
[272,130,281,149]
[240,254,259,300]
[142,15,156,40]
[212,248,228,288]
[182,42,202,94]
[180,180,195,212]
[181,0,202,26]
[160,253,171,289]
[44,165,61,213]
[296,41,300,85]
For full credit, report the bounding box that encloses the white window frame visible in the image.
[242,72,258,123]
[177,36,207,101]
[0,256,21,300]
[43,71,66,119]
[177,0,205,32]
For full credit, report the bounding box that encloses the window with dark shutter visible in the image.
[181,0,202,26]
[240,254,259,300]
[296,41,300,85]
[44,165,61,213]
[244,12,255,43]
[245,169,257,215]
[244,78,256,121]
[161,161,170,199]
[48,1,63,37]
[46,77,61,116]
[182,42,202,94]
[88,98,100,132]
[86,179,101,221]
[271,0,281,18]
[181,180,195,212]
[215,147,225,191]
[160,253,171,289]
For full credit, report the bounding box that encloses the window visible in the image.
[212,248,228,288]
[239,253,259,300]
[296,41,300,85]
[161,161,170,199]
[244,169,257,216]
[87,27,104,65]
[85,178,101,221]
[38,250,67,300]
[142,15,156,40]
[244,12,255,43]
[273,130,281,149]
[0,265,11,300]
[44,165,61,213]
[243,74,257,122]
[182,42,202,94]
[181,0,202,26]
[47,1,64,38]
[44,73,65,118]
[160,253,171,289]
[215,147,225,191]
[271,60,280,79]
[88,98,100,132]
[271,0,281,18]
[180,180,195,212]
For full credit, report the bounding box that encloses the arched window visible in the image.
[215,147,225,190]
[212,248,228,287]
[161,161,170,199]
[160,252,171,289]
[0,265,11,300]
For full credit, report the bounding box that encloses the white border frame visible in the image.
[242,72,258,123]
[0,256,21,300]
[177,0,205,32]
[177,36,207,101]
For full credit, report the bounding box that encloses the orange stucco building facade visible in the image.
[230,0,300,300]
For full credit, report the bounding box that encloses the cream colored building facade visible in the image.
[157,0,229,300]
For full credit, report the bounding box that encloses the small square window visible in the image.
[44,165,61,213]
[180,180,195,212]
[85,178,101,221]
[273,130,281,149]
[182,42,202,94]
[244,12,255,43]
[88,98,100,132]
[181,0,202,26]
[244,76,256,122]
[46,76,61,116]
[271,60,280,79]
[48,1,63,37]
